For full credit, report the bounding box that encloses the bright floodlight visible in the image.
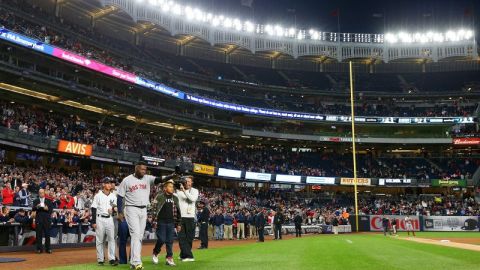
[274,25,284,36]
[296,31,305,40]
[223,17,232,28]
[465,30,474,39]
[143,0,475,44]
[212,16,220,27]
[161,2,170,12]
[195,9,205,21]
[288,28,295,37]
[172,4,181,15]
[245,21,254,33]
[384,33,397,43]
[433,33,444,42]
[265,25,274,35]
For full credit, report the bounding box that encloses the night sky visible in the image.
[181,0,478,34]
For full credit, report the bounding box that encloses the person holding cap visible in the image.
[32,189,53,253]
[91,178,118,266]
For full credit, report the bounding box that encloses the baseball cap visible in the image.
[163,179,175,186]
[102,177,112,184]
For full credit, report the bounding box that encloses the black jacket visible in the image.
[274,212,285,225]
[294,215,303,226]
[32,198,54,225]
[152,193,182,226]
[255,213,266,228]
[198,207,210,223]
[332,218,339,226]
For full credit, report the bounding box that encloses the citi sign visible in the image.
[370,215,420,231]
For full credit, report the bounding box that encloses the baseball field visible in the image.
[40,232,480,270]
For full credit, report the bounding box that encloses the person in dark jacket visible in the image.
[294,212,303,237]
[49,211,63,245]
[151,180,182,266]
[0,206,13,223]
[247,211,257,239]
[273,209,285,240]
[32,189,54,253]
[197,200,210,249]
[332,216,339,235]
[255,209,266,242]
[223,213,234,240]
[213,210,224,240]
[14,209,30,224]
[235,211,246,240]
[382,216,390,236]
[13,186,21,206]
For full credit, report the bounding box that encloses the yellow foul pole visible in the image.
[349,61,359,232]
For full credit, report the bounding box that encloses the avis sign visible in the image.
[57,140,93,156]
[370,215,420,232]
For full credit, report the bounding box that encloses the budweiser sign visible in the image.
[453,138,480,145]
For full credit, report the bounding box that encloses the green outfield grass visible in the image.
[48,233,480,270]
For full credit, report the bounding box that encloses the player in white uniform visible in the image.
[91,178,118,266]
[117,162,175,270]
[405,215,416,237]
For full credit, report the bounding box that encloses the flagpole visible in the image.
[337,9,341,35]
[383,8,386,34]
[349,61,359,233]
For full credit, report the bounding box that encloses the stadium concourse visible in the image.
[0,0,479,269]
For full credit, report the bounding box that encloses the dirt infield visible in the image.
[0,236,290,270]
[400,236,480,251]
[419,237,480,245]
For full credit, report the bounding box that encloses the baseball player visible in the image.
[117,162,175,270]
[91,178,118,266]
[405,215,416,237]
[391,218,398,236]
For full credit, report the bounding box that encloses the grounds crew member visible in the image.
[91,178,118,266]
[151,180,182,266]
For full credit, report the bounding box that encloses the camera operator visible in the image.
[175,175,198,262]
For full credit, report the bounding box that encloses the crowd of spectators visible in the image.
[0,164,478,245]
[358,195,479,216]
[2,100,478,180]
[0,3,478,118]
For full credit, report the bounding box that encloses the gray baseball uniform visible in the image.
[117,174,156,266]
